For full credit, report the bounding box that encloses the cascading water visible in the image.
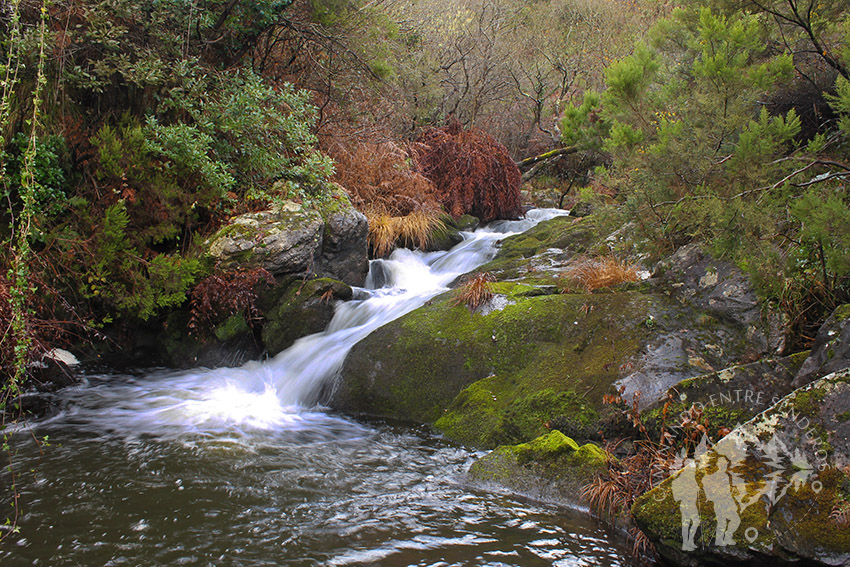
[2,209,644,567]
[45,209,570,438]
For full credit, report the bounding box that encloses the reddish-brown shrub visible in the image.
[328,141,446,256]
[414,119,522,223]
[187,267,274,337]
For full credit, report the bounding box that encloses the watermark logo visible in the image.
[665,388,821,550]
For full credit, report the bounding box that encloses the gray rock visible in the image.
[793,304,850,388]
[654,244,786,356]
[633,368,850,566]
[641,352,810,437]
[205,203,324,277]
[261,278,353,356]
[319,207,369,286]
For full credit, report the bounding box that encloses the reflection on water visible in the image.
[3,415,639,567]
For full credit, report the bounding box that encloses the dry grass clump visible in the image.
[452,271,496,311]
[583,393,712,559]
[366,207,445,257]
[561,256,638,292]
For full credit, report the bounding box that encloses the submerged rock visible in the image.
[467,430,607,509]
[632,368,850,566]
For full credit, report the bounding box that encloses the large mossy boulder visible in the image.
[632,368,850,566]
[333,216,778,448]
[204,189,368,286]
[467,430,607,508]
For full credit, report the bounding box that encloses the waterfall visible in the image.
[49,209,569,439]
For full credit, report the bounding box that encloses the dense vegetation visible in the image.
[562,0,850,344]
[0,0,849,552]
[0,0,660,384]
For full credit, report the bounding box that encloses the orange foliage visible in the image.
[328,141,439,216]
[329,141,445,256]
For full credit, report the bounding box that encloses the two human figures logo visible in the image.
[669,432,818,551]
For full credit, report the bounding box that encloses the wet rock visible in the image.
[28,350,79,392]
[467,430,607,509]
[568,201,594,217]
[334,217,784,448]
[793,304,850,388]
[261,277,353,356]
[426,224,465,252]
[160,308,265,368]
[633,368,850,566]
[317,194,369,286]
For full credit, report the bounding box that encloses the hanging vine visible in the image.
[1,0,49,540]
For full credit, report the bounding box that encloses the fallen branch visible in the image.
[516,146,578,170]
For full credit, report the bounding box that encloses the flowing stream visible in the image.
[2,209,641,566]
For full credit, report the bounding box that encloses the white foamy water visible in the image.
[48,209,570,439]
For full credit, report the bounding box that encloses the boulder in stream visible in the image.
[467,430,607,509]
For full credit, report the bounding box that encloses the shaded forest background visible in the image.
[1,0,849,385]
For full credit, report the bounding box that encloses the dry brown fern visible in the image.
[328,141,439,216]
[187,267,274,337]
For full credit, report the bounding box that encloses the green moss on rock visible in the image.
[468,431,607,508]
[634,369,850,565]
[214,314,250,342]
[261,277,352,355]
[336,291,650,446]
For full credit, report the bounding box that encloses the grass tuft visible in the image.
[452,271,496,311]
[561,256,638,292]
